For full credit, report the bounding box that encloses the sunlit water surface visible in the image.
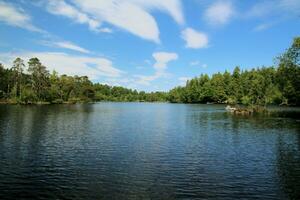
[0,103,299,199]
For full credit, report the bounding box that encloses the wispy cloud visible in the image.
[0,51,124,79]
[253,22,275,32]
[0,1,43,32]
[190,60,207,68]
[246,0,300,31]
[153,52,178,71]
[40,40,90,54]
[247,0,300,18]
[130,0,184,25]
[39,39,92,54]
[53,41,90,54]
[181,28,208,49]
[46,0,112,33]
[204,1,234,26]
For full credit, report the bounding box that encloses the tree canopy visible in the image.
[0,58,167,104]
[0,37,299,105]
[168,37,300,106]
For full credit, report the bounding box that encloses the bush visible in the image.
[241,96,251,106]
[20,88,37,103]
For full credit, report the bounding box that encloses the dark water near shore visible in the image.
[0,103,299,199]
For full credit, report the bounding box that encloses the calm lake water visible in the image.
[0,103,299,199]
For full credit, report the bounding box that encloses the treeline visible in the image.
[0,58,167,104]
[169,37,300,106]
[0,37,299,105]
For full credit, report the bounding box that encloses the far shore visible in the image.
[1,100,299,107]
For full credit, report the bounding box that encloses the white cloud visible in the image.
[0,1,42,32]
[204,1,234,26]
[130,0,184,25]
[70,0,159,43]
[49,0,184,43]
[0,52,124,79]
[53,41,90,54]
[136,51,178,85]
[153,52,178,71]
[46,0,111,33]
[181,28,208,49]
[40,40,91,54]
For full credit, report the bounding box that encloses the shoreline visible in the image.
[1,101,300,120]
[1,100,299,107]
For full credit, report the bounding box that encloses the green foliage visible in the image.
[168,37,300,106]
[276,37,300,105]
[0,59,168,103]
[168,87,186,103]
[168,66,290,105]
[0,37,299,105]
[11,58,25,98]
[0,63,14,99]
[20,87,37,104]
[28,58,50,100]
[241,96,251,106]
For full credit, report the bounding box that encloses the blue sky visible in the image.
[0,0,299,91]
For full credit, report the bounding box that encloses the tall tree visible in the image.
[277,37,300,105]
[28,58,50,100]
[0,63,6,98]
[11,57,25,98]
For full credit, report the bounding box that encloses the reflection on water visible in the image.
[0,103,299,199]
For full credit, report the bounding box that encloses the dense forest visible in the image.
[0,37,299,105]
[169,37,300,106]
[0,58,167,104]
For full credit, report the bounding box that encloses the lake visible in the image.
[0,103,299,199]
